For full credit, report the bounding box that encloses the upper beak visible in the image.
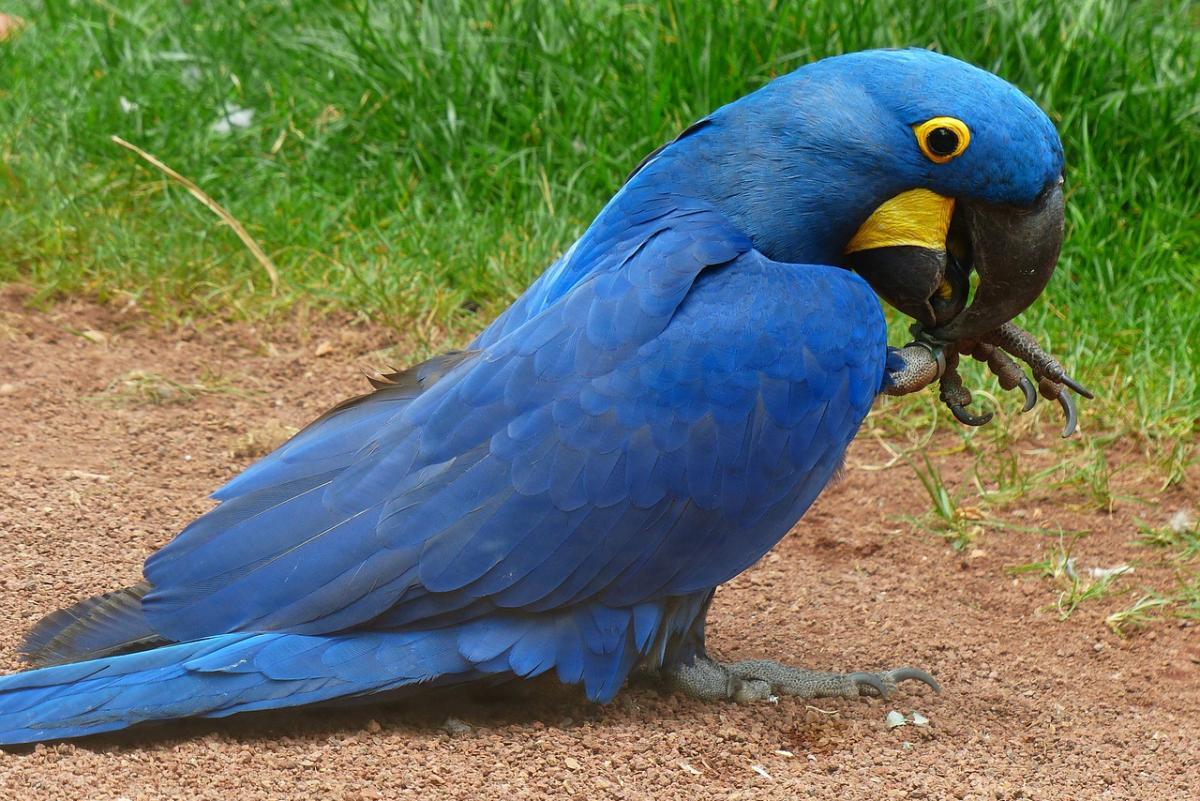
[844,180,1064,343]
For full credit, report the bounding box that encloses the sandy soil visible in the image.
[0,289,1196,800]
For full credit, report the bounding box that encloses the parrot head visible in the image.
[824,50,1066,344]
[640,48,1067,345]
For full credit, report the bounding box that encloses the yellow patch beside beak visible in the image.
[845,188,956,254]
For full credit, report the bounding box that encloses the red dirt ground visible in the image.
[0,290,1196,800]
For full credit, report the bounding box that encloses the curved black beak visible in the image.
[845,180,1065,343]
[929,180,1064,342]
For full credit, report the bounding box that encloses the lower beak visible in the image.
[844,181,1065,343]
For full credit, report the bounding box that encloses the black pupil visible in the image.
[927,126,960,157]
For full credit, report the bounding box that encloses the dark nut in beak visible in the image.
[844,245,970,329]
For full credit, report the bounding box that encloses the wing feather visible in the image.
[141,193,885,648]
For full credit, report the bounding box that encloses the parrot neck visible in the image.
[628,140,890,268]
[620,75,918,268]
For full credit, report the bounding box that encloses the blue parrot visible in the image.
[0,48,1089,744]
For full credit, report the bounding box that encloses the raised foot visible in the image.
[666,657,941,703]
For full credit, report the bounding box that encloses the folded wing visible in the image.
[140,192,885,646]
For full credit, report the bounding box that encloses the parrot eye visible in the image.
[927,127,959,156]
[914,117,971,164]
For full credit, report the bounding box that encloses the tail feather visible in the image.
[0,596,711,744]
[0,631,469,744]
[21,582,163,667]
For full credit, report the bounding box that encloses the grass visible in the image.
[999,506,1200,634]
[1104,592,1170,635]
[903,452,990,550]
[97,367,256,406]
[1136,513,1200,561]
[1006,535,1131,620]
[1106,574,1200,635]
[1,2,1197,441]
[1179,575,1200,620]
[1102,513,1200,633]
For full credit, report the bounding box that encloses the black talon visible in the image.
[887,667,943,694]
[847,672,889,698]
[1017,375,1037,413]
[1057,388,1078,438]
[949,403,993,427]
[1060,374,1094,400]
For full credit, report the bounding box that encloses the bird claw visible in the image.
[846,671,888,697]
[883,666,943,694]
[1058,388,1078,437]
[1058,372,1093,400]
[1041,379,1079,438]
[1017,375,1038,413]
[936,350,993,427]
[847,667,943,699]
[982,322,1091,436]
[913,322,1091,436]
[948,403,993,427]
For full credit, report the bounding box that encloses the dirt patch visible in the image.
[0,293,1197,800]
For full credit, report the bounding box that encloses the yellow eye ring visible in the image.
[914,117,971,164]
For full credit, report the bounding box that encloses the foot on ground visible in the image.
[666,656,941,703]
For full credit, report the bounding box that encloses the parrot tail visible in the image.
[0,629,472,745]
[20,581,164,667]
[0,595,714,745]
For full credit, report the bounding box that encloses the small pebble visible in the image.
[63,469,110,482]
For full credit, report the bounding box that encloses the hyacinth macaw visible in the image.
[0,48,1089,745]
